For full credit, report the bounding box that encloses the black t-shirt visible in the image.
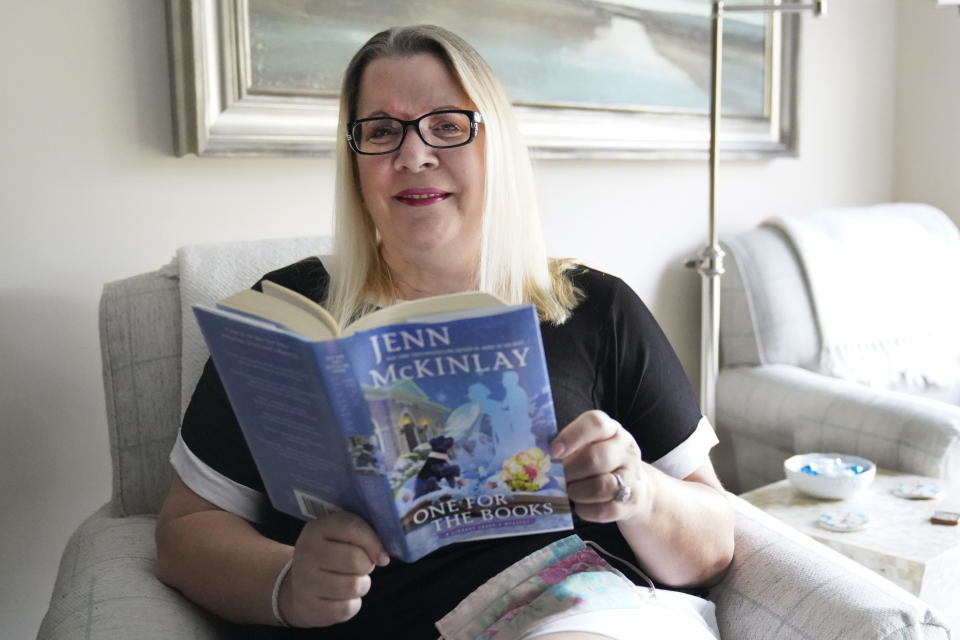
[179,259,707,638]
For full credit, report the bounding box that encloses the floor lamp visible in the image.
[695,0,826,426]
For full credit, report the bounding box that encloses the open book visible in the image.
[193,282,573,562]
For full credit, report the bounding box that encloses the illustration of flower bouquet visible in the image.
[500,447,552,491]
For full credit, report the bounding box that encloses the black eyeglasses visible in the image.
[346,109,483,155]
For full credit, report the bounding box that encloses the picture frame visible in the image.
[167,0,801,159]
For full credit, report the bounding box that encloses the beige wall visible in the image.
[1,1,955,636]
[894,2,960,222]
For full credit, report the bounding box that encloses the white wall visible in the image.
[4,1,952,636]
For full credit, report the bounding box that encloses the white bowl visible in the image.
[784,453,876,500]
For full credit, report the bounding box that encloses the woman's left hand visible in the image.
[550,410,735,586]
[548,410,649,523]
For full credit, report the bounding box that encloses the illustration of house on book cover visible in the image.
[361,378,450,471]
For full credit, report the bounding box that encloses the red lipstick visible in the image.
[393,188,450,207]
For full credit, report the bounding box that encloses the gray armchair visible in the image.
[716,206,960,494]
[38,238,951,639]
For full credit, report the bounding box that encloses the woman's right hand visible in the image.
[278,511,390,628]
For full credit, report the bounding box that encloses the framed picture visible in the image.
[167,0,801,158]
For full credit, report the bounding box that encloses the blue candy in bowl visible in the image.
[784,453,876,499]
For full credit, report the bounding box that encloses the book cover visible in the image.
[194,298,573,562]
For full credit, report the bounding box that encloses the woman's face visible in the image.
[354,53,485,267]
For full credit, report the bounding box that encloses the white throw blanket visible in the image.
[766,203,960,389]
[177,236,333,417]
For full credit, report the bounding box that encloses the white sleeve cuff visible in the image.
[650,417,719,479]
[169,431,267,522]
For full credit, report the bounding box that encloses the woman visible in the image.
[156,25,734,640]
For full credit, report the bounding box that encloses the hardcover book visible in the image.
[193,281,573,562]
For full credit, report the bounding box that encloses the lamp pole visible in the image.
[696,0,826,426]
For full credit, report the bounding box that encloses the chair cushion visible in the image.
[719,226,819,369]
[177,236,333,417]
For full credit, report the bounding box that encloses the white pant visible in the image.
[522,588,720,640]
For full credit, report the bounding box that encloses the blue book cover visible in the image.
[194,290,573,562]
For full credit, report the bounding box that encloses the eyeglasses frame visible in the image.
[346,109,483,155]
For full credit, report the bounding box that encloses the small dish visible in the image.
[784,453,876,499]
[892,482,942,500]
[818,511,870,532]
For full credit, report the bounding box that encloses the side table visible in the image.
[740,470,960,631]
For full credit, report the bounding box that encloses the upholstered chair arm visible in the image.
[712,495,951,639]
[717,365,960,489]
[37,504,232,640]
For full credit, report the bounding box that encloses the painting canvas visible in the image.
[248,0,765,115]
[169,0,798,157]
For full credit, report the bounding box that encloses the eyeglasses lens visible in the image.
[353,112,473,154]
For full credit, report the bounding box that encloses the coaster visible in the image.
[818,511,870,532]
[893,482,943,500]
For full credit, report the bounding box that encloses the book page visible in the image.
[342,291,505,337]
[407,304,529,324]
[261,280,340,336]
[219,289,337,342]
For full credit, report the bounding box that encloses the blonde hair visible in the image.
[328,25,580,326]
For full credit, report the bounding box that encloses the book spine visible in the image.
[312,339,412,561]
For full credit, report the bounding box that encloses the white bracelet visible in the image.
[271,558,294,627]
